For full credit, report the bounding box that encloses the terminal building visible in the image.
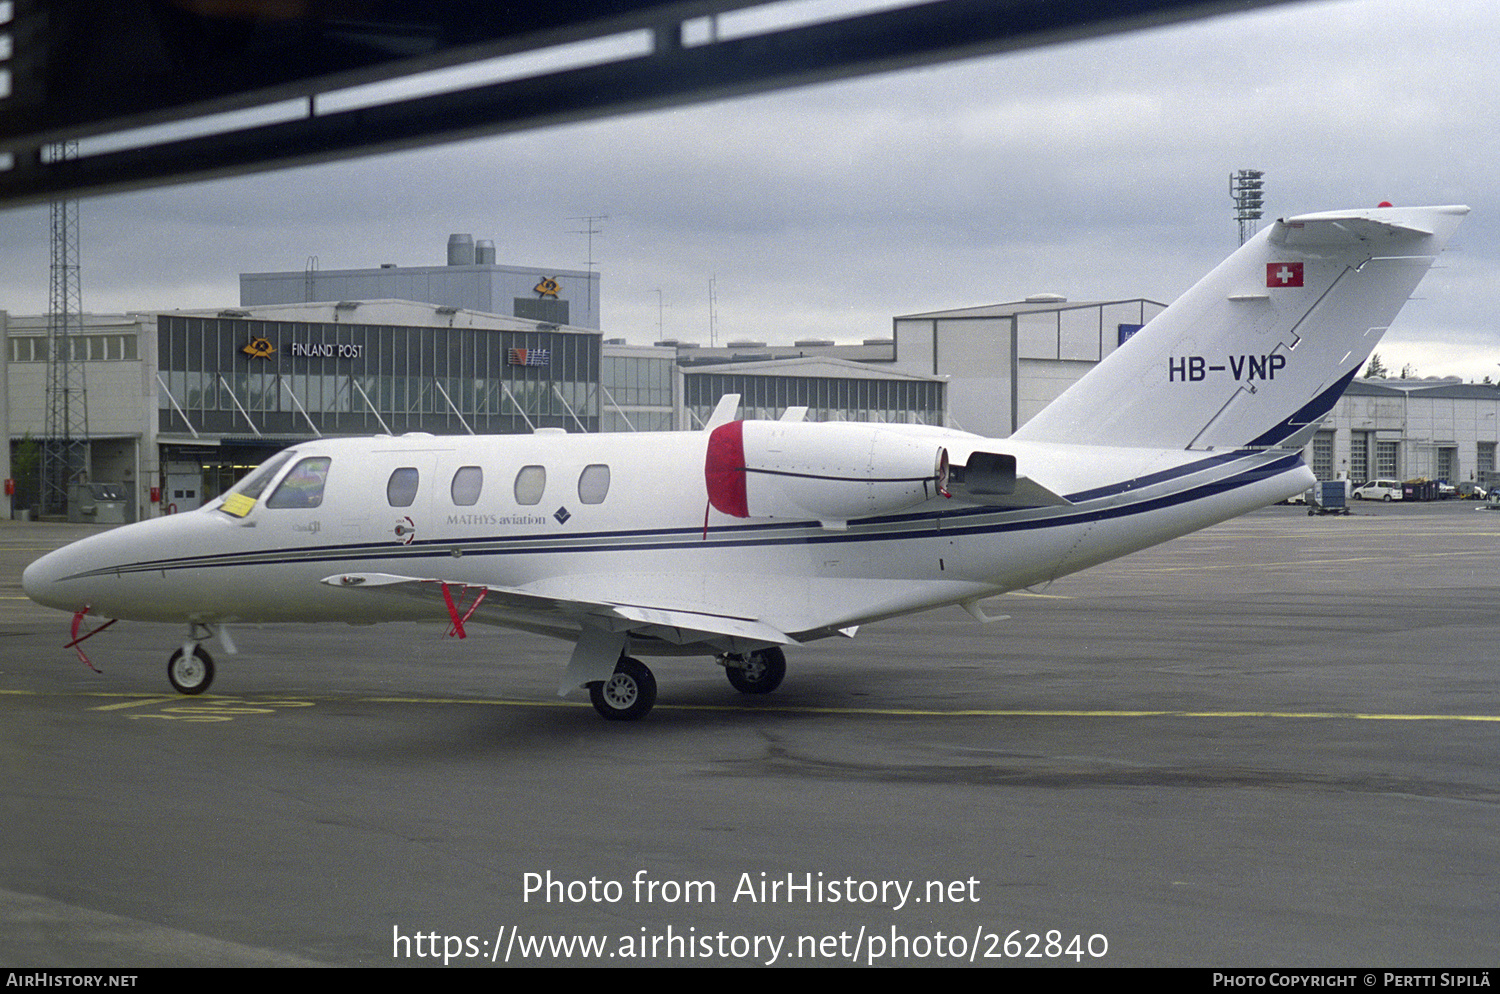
[240,233,602,330]
[5,244,1497,521]
[3,300,606,520]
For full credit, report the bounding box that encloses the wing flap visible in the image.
[320,572,793,649]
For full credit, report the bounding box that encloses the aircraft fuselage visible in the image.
[22,428,1311,648]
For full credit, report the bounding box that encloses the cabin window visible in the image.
[451,466,483,506]
[266,457,331,508]
[387,467,420,507]
[578,464,610,504]
[514,465,546,505]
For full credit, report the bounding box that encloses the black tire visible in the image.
[725,647,787,695]
[167,645,214,695]
[589,656,656,721]
[1383,494,1392,502]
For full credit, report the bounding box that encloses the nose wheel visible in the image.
[167,645,215,695]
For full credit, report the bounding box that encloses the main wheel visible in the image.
[589,656,656,721]
[725,647,786,695]
[167,645,215,695]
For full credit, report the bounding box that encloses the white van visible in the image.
[1352,479,1403,501]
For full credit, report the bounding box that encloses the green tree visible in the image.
[1363,353,1388,378]
[10,433,40,512]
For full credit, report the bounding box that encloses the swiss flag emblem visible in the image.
[1267,262,1304,287]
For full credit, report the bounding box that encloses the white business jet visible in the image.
[22,204,1468,720]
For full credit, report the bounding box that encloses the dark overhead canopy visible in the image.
[0,0,1301,206]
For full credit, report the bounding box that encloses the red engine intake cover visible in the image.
[704,420,749,517]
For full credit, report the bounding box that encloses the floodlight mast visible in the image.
[42,142,89,517]
[1230,169,1265,246]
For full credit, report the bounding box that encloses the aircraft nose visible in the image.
[21,547,76,611]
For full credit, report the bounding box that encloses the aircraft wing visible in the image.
[319,571,794,650]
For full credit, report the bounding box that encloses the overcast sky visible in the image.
[2,0,1496,379]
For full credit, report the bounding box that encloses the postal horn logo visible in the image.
[534,277,560,298]
[242,336,276,360]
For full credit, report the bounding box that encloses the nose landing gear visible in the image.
[166,623,235,695]
[167,645,214,695]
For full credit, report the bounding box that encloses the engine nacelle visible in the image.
[705,420,948,526]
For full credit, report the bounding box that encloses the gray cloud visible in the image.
[2,0,1495,377]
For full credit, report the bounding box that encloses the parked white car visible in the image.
[1352,479,1403,501]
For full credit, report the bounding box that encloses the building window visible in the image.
[578,464,610,504]
[514,465,546,505]
[1350,431,1370,483]
[451,466,483,506]
[1312,431,1334,480]
[1437,447,1457,483]
[1478,442,1495,482]
[1376,440,1399,479]
[387,467,420,507]
[514,298,570,324]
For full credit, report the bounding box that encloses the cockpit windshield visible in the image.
[217,450,297,518]
[266,457,331,509]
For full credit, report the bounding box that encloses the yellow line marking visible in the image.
[644,706,1500,721]
[5,689,1496,722]
[91,698,174,711]
[1115,549,1496,574]
[359,696,1500,722]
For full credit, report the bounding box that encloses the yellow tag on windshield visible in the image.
[220,493,256,518]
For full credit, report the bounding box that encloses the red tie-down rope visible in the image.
[439,583,487,639]
[65,606,117,673]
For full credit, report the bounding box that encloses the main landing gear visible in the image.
[722,647,787,694]
[589,656,657,721]
[583,647,790,721]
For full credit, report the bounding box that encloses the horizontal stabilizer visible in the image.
[1270,208,1434,248]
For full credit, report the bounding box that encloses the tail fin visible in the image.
[1013,204,1468,450]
